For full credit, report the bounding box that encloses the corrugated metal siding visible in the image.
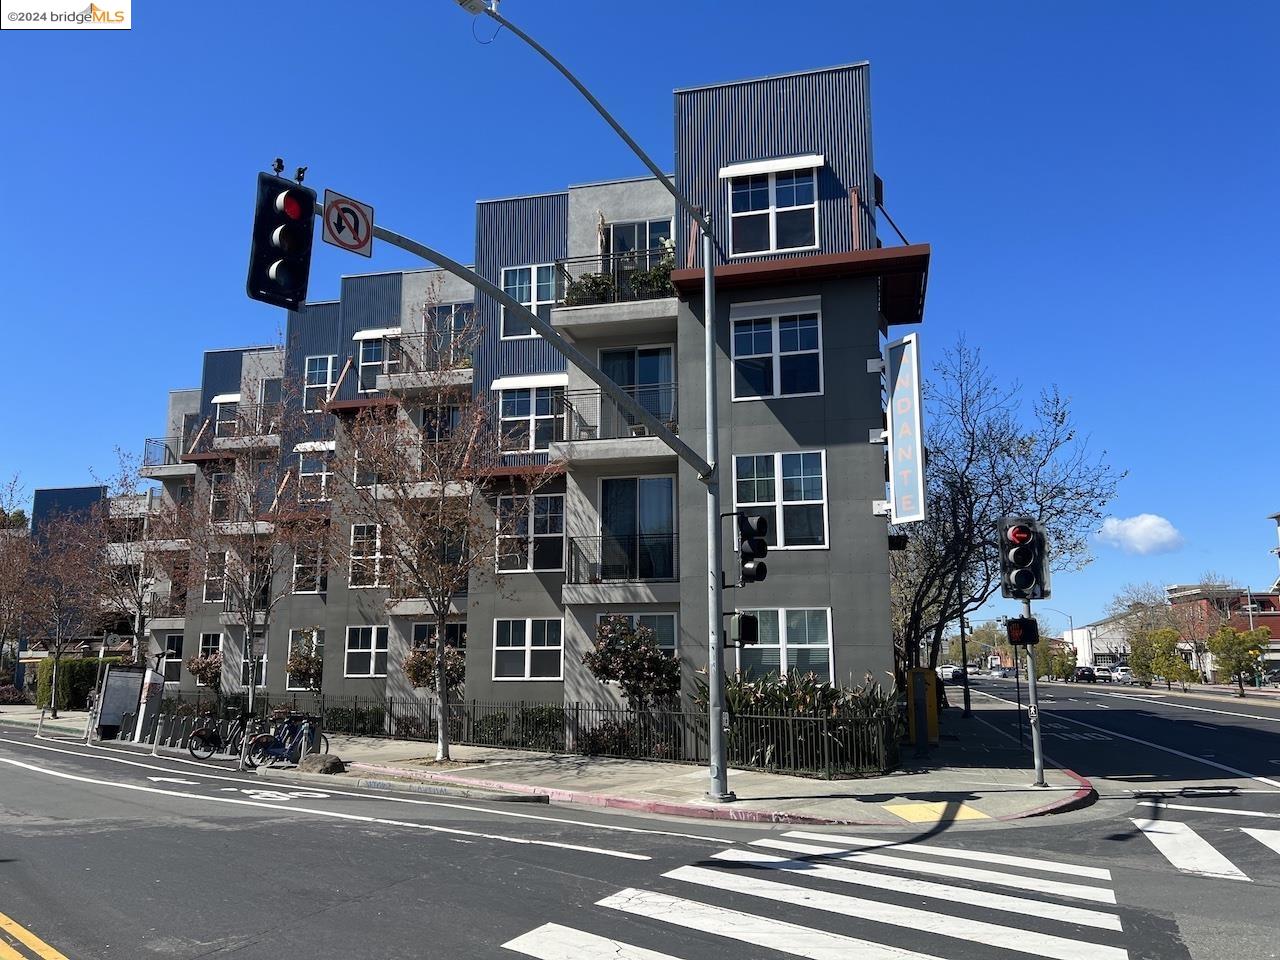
[200,350,246,420]
[473,193,569,390]
[285,300,342,447]
[333,273,403,403]
[32,486,105,532]
[674,64,876,268]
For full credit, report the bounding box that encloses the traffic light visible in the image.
[1005,616,1040,646]
[246,172,316,310]
[998,516,1051,601]
[736,513,768,585]
[729,613,759,646]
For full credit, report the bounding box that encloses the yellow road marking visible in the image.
[0,913,70,960]
[882,801,991,823]
[0,938,28,960]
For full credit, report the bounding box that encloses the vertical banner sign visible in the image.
[886,333,926,523]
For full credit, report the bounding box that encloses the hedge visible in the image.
[36,657,122,710]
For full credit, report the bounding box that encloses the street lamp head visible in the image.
[456,0,490,13]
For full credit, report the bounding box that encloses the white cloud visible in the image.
[1096,514,1184,555]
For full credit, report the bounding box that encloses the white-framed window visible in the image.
[242,629,267,687]
[358,338,398,392]
[304,355,338,412]
[162,633,184,683]
[729,168,818,256]
[427,303,473,365]
[737,608,832,681]
[349,523,384,587]
[731,310,822,400]
[499,387,562,453]
[412,622,468,650]
[298,455,332,502]
[420,404,462,444]
[493,618,562,680]
[345,625,388,678]
[203,551,226,603]
[597,613,677,659]
[209,472,232,522]
[286,628,325,691]
[352,449,378,489]
[293,540,328,594]
[496,494,564,572]
[733,451,828,549]
[501,265,558,339]
[196,633,221,686]
[214,401,238,438]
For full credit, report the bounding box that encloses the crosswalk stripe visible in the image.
[667,865,1128,960]
[710,848,1123,931]
[1137,800,1280,820]
[597,887,946,960]
[752,838,1117,903]
[783,831,1112,879]
[1242,827,1280,855]
[502,922,687,960]
[1131,819,1251,881]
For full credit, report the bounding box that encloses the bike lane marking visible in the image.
[0,736,730,844]
[973,690,1280,789]
[0,753,649,861]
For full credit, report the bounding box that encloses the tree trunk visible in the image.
[434,627,450,761]
[50,654,59,718]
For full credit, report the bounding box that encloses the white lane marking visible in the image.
[0,754,648,861]
[975,691,1280,789]
[751,838,1116,904]
[598,888,944,960]
[669,865,1128,960]
[503,923,687,960]
[1096,704,1111,709]
[1131,819,1250,881]
[1097,692,1280,724]
[1137,801,1280,820]
[0,735,728,844]
[711,849,1122,931]
[782,831,1111,880]
[146,776,199,784]
[1242,827,1280,855]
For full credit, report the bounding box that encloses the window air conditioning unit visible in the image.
[629,424,650,438]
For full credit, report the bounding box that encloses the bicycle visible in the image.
[247,713,324,767]
[187,711,250,760]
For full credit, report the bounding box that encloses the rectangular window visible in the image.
[196,633,221,685]
[733,451,828,548]
[304,355,338,412]
[497,494,565,572]
[358,338,397,393]
[345,625,389,678]
[349,523,384,587]
[729,168,818,256]
[499,387,562,453]
[162,634,183,683]
[287,628,324,691]
[731,310,822,399]
[501,265,558,339]
[293,540,328,594]
[298,455,332,502]
[242,629,267,687]
[412,622,468,650]
[352,450,378,489]
[209,473,232,522]
[214,401,238,438]
[738,608,832,681]
[493,618,563,680]
[427,303,473,365]
[421,404,462,444]
[203,552,226,602]
[598,613,677,658]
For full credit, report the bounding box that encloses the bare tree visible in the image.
[891,340,1122,672]
[331,305,551,760]
[0,527,35,687]
[28,514,102,717]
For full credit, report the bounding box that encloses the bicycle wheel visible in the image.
[247,734,277,768]
[318,734,329,755]
[188,731,217,761]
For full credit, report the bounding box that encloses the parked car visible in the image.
[1073,666,1097,683]
[1112,666,1134,684]
[990,666,1012,679]
[936,664,964,682]
[1094,667,1113,682]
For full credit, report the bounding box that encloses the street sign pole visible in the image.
[1023,599,1047,786]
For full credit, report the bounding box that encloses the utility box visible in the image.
[906,668,939,747]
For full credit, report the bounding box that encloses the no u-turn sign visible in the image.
[322,189,374,258]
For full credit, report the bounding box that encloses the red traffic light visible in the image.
[276,189,307,221]
[1007,524,1034,546]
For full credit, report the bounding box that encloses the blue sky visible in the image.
[1,1,1276,631]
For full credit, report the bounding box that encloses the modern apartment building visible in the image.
[45,62,931,706]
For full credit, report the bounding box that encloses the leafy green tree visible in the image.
[1047,645,1077,680]
[1146,628,1195,691]
[1208,626,1270,697]
[582,616,680,710]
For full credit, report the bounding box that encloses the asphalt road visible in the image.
[3,686,1280,960]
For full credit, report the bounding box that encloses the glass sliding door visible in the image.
[600,346,675,436]
[600,477,675,581]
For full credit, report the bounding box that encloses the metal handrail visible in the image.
[556,247,676,306]
[143,437,182,467]
[387,330,474,375]
[567,534,679,584]
[558,383,676,441]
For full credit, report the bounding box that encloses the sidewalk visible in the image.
[335,703,1091,826]
[0,705,91,737]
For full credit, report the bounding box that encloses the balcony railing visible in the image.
[559,384,677,442]
[387,331,473,375]
[556,248,676,307]
[143,437,183,467]
[214,402,282,439]
[567,534,679,584]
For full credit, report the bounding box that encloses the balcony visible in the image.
[563,534,680,605]
[375,331,474,396]
[550,249,678,339]
[550,384,678,466]
[210,402,282,452]
[141,437,197,479]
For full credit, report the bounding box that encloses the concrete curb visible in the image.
[348,760,1091,826]
[255,765,548,803]
[967,711,1097,819]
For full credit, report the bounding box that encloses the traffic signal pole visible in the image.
[1022,598,1047,787]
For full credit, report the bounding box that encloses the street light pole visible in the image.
[958,615,971,717]
[465,1,734,801]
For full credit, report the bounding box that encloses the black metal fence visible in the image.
[141,691,898,778]
[567,534,680,584]
[142,437,182,467]
[559,384,677,442]
[556,249,675,306]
